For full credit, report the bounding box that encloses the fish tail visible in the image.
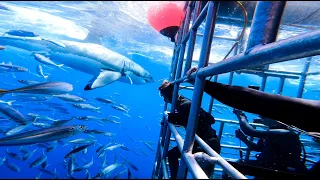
[57,64,64,68]
[7,100,15,106]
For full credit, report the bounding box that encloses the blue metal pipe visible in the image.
[177,2,219,178]
[260,75,267,91]
[194,135,247,179]
[296,57,312,98]
[276,77,285,95]
[191,2,209,31]
[167,118,208,179]
[195,30,320,79]
[208,76,218,114]
[183,1,202,75]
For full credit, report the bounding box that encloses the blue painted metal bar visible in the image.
[183,1,202,75]
[306,71,320,76]
[237,70,300,79]
[194,30,320,79]
[177,2,219,178]
[191,2,209,31]
[276,77,285,95]
[208,76,218,114]
[194,135,247,179]
[167,116,209,179]
[153,42,177,179]
[296,57,312,98]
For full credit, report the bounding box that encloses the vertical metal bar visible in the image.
[208,76,218,114]
[171,3,193,114]
[296,57,312,98]
[158,2,191,179]
[246,1,286,71]
[153,42,177,178]
[276,77,285,95]
[177,2,219,178]
[183,1,202,75]
[260,75,267,92]
[217,122,225,140]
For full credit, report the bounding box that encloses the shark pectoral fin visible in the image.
[84,70,122,90]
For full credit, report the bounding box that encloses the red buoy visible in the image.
[147,2,185,42]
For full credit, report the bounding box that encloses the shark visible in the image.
[0,34,155,90]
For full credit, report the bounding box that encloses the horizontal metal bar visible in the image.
[215,118,268,128]
[194,135,247,179]
[221,144,248,151]
[307,71,320,76]
[236,69,300,79]
[197,33,238,41]
[191,2,209,30]
[198,30,320,78]
[174,30,320,84]
[179,85,194,90]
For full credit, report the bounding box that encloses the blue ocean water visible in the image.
[0,1,319,179]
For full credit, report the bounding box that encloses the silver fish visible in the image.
[95,162,124,178]
[22,148,38,161]
[34,53,64,68]
[46,141,58,152]
[142,142,155,152]
[68,155,75,175]
[30,150,47,168]
[5,119,36,136]
[73,103,101,113]
[36,64,49,79]
[120,154,138,171]
[6,160,20,172]
[68,138,96,144]
[6,149,22,160]
[65,142,94,158]
[0,125,86,146]
[95,97,115,104]
[112,105,128,113]
[0,104,27,125]
[0,156,6,166]
[73,157,94,172]
[0,81,73,97]
[0,62,28,72]
[54,94,86,102]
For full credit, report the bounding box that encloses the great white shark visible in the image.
[0,35,155,90]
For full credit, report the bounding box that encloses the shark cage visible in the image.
[152,1,320,179]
